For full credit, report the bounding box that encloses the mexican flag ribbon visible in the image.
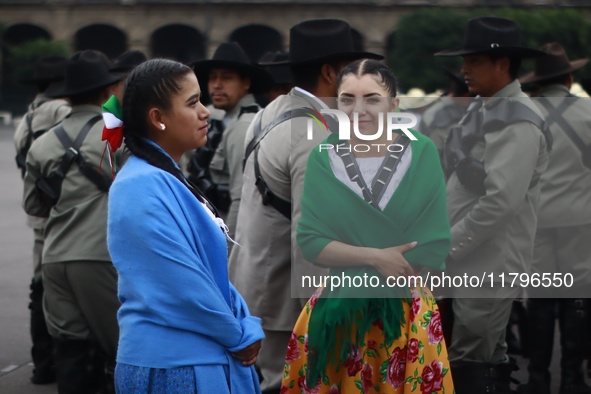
[101,95,124,151]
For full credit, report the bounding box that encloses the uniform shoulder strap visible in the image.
[245,107,337,220]
[538,95,591,169]
[52,115,102,179]
[243,109,293,171]
[53,115,111,192]
[482,99,553,152]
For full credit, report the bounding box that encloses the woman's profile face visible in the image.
[159,72,210,158]
[337,73,398,137]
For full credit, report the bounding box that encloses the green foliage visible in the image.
[388,9,467,92]
[5,38,69,83]
[388,8,591,92]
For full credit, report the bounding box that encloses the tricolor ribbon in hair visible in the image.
[101,95,124,176]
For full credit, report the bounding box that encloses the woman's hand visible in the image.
[369,241,417,279]
[231,340,262,366]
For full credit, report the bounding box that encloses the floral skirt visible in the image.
[281,287,455,394]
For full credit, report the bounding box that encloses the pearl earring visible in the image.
[160,123,166,131]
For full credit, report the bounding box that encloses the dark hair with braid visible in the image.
[337,59,398,97]
[122,58,205,203]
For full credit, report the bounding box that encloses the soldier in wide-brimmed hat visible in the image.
[13,55,71,386]
[15,56,71,176]
[109,49,148,102]
[258,50,294,103]
[517,42,591,394]
[228,18,383,394]
[435,16,552,394]
[187,42,273,242]
[23,50,125,394]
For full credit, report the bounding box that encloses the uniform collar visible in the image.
[293,87,330,110]
[483,79,524,110]
[492,79,522,98]
[224,93,257,120]
[30,93,51,109]
[220,93,257,127]
[68,104,102,116]
[538,84,570,97]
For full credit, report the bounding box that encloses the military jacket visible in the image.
[446,80,549,280]
[14,93,70,229]
[418,97,467,155]
[23,105,116,264]
[209,94,260,238]
[228,88,329,330]
[533,84,591,228]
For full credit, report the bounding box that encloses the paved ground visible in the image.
[0,122,587,393]
[0,124,56,392]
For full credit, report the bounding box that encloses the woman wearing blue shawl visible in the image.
[106,59,264,393]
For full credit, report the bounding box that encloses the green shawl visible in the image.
[297,131,451,386]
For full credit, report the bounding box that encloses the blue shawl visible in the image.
[107,152,264,394]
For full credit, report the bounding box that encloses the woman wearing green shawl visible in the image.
[281,60,454,394]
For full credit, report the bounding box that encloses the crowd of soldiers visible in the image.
[11,14,591,394]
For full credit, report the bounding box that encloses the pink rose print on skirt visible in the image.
[410,290,422,322]
[298,376,321,394]
[407,338,419,363]
[285,332,301,363]
[361,362,374,392]
[427,310,444,345]
[309,289,321,309]
[387,346,407,388]
[420,360,443,393]
[343,347,363,377]
[326,384,340,394]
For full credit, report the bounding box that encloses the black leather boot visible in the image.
[29,278,56,384]
[517,298,555,394]
[559,299,591,394]
[55,339,104,394]
[450,360,496,394]
[496,358,520,394]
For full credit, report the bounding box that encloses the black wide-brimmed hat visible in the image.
[192,42,274,94]
[276,19,383,65]
[20,56,67,84]
[46,50,126,98]
[110,50,147,73]
[258,51,293,85]
[435,16,546,58]
[520,42,589,84]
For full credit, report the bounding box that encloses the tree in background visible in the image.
[6,38,69,83]
[389,8,591,92]
[1,39,69,113]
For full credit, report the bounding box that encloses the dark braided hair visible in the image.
[122,58,206,203]
[337,59,398,97]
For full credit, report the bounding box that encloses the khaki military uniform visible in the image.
[446,80,549,363]
[14,93,70,280]
[531,84,591,293]
[23,105,120,358]
[228,88,329,391]
[418,97,467,156]
[209,93,260,241]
